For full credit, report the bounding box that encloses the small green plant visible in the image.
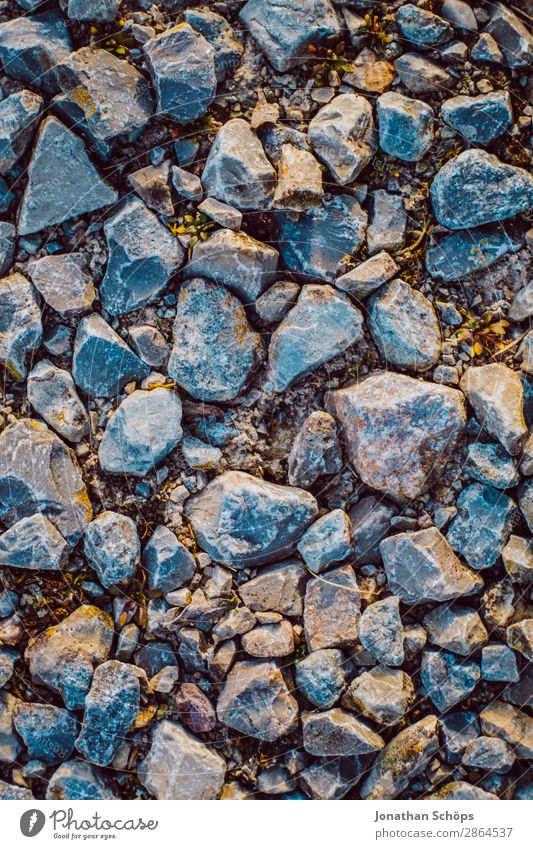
[453,309,509,358]
[167,212,215,257]
[363,14,393,49]
[307,42,354,74]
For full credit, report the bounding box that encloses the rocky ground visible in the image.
[0,0,532,802]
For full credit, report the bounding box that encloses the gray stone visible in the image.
[367,191,406,255]
[0,418,92,546]
[395,52,452,94]
[446,484,516,570]
[17,117,117,235]
[202,118,275,211]
[241,620,294,658]
[0,11,72,93]
[272,144,323,210]
[143,525,195,593]
[308,93,376,185]
[0,89,42,174]
[426,225,523,282]
[463,736,514,772]
[518,479,533,532]
[480,700,533,760]
[100,198,184,316]
[335,251,399,300]
[298,756,362,801]
[181,435,222,470]
[380,527,483,604]
[349,496,397,565]
[521,331,533,375]
[127,162,174,216]
[84,511,140,588]
[217,659,298,741]
[0,222,15,277]
[471,32,504,64]
[460,363,527,455]
[73,313,149,399]
[185,470,317,568]
[213,606,256,641]
[256,280,300,324]
[297,509,353,574]
[0,513,69,571]
[367,278,441,372]
[239,0,341,72]
[396,4,454,47]
[440,710,479,763]
[304,564,360,651]
[507,619,533,662]
[0,691,22,763]
[510,280,533,323]
[482,643,519,683]
[47,759,116,800]
[168,278,261,401]
[485,2,533,69]
[98,388,183,477]
[295,648,345,708]
[0,780,34,800]
[302,708,384,756]
[288,411,342,488]
[186,229,278,303]
[377,91,434,161]
[431,149,533,230]
[267,284,364,393]
[502,535,533,584]
[441,0,477,31]
[0,647,16,687]
[423,605,488,655]
[143,24,216,125]
[343,46,395,94]
[441,91,513,145]
[67,0,121,22]
[360,715,439,800]
[29,253,94,317]
[13,703,78,764]
[128,325,169,368]
[171,165,203,202]
[463,442,519,489]
[344,667,414,726]
[28,360,89,442]
[359,596,404,666]
[427,781,497,800]
[274,195,367,282]
[327,372,466,499]
[183,7,243,82]
[0,273,42,380]
[197,197,242,231]
[421,649,480,712]
[239,558,306,617]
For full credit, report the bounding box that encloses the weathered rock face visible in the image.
[0,418,92,546]
[217,659,298,741]
[0,89,43,174]
[0,11,72,93]
[425,226,522,282]
[142,525,195,593]
[345,667,415,727]
[304,564,360,651]
[0,514,69,571]
[167,278,262,402]
[377,91,434,161]
[446,484,517,570]
[335,251,399,300]
[184,470,317,568]
[359,596,404,666]
[288,411,342,488]
[139,720,225,799]
[297,509,353,574]
[302,708,384,757]
[13,703,78,765]
[460,364,527,455]
[308,93,376,184]
[46,759,116,801]
[239,559,306,616]
[422,649,480,712]
[327,372,466,499]
[424,605,488,656]
[0,273,42,380]
[295,649,345,709]
[29,253,94,317]
[72,313,149,399]
[441,91,513,145]
[84,511,140,588]
[28,360,89,442]
[430,150,533,230]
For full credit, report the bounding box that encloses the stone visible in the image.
[426,782,497,800]
[239,0,341,72]
[366,191,406,255]
[343,47,394,94]
[0,11,71,93]
[274,195,367,282]
[507,619,533,661]
[518,479,533,532]
[395,52,452,94]
[239,559,306,617]
[171,165,202,202]
[431,150,533,230]
[0,514,69,571]
[201,118,275,211]
[396,4,454,47]
[29,253,94,317]
[0,273,42,380]
[439,39,468,63]
[380,527,483,604]
[256,280,300,323]
[367,278,441,371]
[335,251,399,301]
[0,418,92,546]
[185,471,317,568]
[241,620,294,657]
[28,360,89,442]
[377,91,434,161]
[0,690,23,763]
[441,91,513,145]
[446,484,516,570]
[299,757,362,801]
[349,496,397,565]
[167,279,261,401]
[308,93,376,185]
[304,564,360,651]
[76,661,140,766]
[521,331,533,375]
[480,701,533,760]
[0,780,34,800]
[25,605,114,710]
[84,511,140,588]
[267,284,364,393]
[0,222,15,276]
[13,703,78,764]
[482,643,519,683]
[441,0,478,31]
[421,649,480,712]
[217,660,298,741]
[46,759,116,800]
[344,667,414,726]
[99,388,183,477]
[181,435,222,470]
[139,720,225,799]
[53,46,154,158]
[17,117,117,235]
[0,647,16,687]
[295,649,345,708]
[0,89,42,174]
[183,7,243,82]
[297,510,352,574]
[327,372,466,499]
[174,683,216,734]
[485,2,533,69]
[143,24,216,125]
[67,0,121,22]
[463,442,519,489]
[213,606,256,641]
[359,596,404,666]
[502,535,533,584]
[427,226,524,282]
[197,197,242,231]
[288,411,342,488]
[471,32,504,64]
[302,709,384,757]
[143,525,195,593]
[100,198,184,316]
[360,715,439,800]
[510,280,533,323]
[440,710,479,763]
[460,363,527,455]
[128,325,169,368]
[423,605,488,655]
[186,229,278,303]
[462,736,514,772]
[272,144,323,210]
[127,162,174,215]
[73,313,149,399]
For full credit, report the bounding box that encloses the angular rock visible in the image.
[480,701,533,760]
[302,708,384,757]
[471,32,504,64]
[0,691,22,763]
[427,781,497,800]
[217,660,298,741]
[360,715,439,799]
[181,435,222,470]
[46,759,116,800]
[0,513,69,570]
[482,643,519,683]
[128,325,168,368]
[28,360,89,442]
[183,7,243,82]
[29,253,94,317]
[441,91,513,145]
[0,780,33,801]
[377,91,433,162]
[272,144,323,210]
[127,162,174,215]
[241,620,294,658]
[485,2,533,69]
[167,279,261,401]
[304,564,360,651]
[73,313,149,399]
[174,683,216,734]
[460,363,527,455]
[84,511,140,588]
[239,558,306,616]
[424,605,488,655]
[335,251,399,301]
[343,47,394,94]
[507,619,533,662]
[170,165,202,202]
[446,483,516,571]
[0,272,42,380]
[396,4,454,47]
[463,442,519,490]
[359,596,404,666]
[0,89,42,174]
[295,648,345,709]
[256,279,300,323]
[185,470,317,568]
[441,0,478,31]
[197,197,242,231]
[308,93,376,185]
[426,225,522,283]
[13,703,78,764]
[0,11,71,93]
[67,0,121,23]
[143,525,195,593]
[345,667,414,726]
[349,495,397,565]
[421,649,480,712]
[510,280,533,323]
[288,411,342,488]
[367,191,406,255]
[463,736,514,772]
[0,222,15,277]
[502,535,533,584]
[395,52,452,94]
[297,509,353,574]
[298,756,362,801]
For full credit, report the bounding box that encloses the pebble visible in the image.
[217,659,298,741]
[345,666,414,727]
[502,535,533,584]
[304,564,360,651]
[481,643,519,683]
[421,649,480,712]
[377,91,434,161]
[395,52,452,94]
[0,273,42,380]
[239,558,307,617]
[367,191,406,254]
[72,313,149,399]
[84,511,140,588]
[463,736,515,773]
[288,411,342,488]
[256,279,300,324]
[463,442,519,489]
[297,509,353,574]
[241,619,294,658]
[174,683,216,734]
[197,197,242,231]
[359,596,404,666]
[423,604,488,655]
[0,513,69,571]
[0,11,71,93]
[272,144,323,211]
[308,93,376,185]
[0,90,42,174]
[460,363,527,455]
[295,648,345,709]
[441,91,513,144]
[302,708,384,757]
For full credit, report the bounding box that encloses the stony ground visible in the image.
[0,0,532,802]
